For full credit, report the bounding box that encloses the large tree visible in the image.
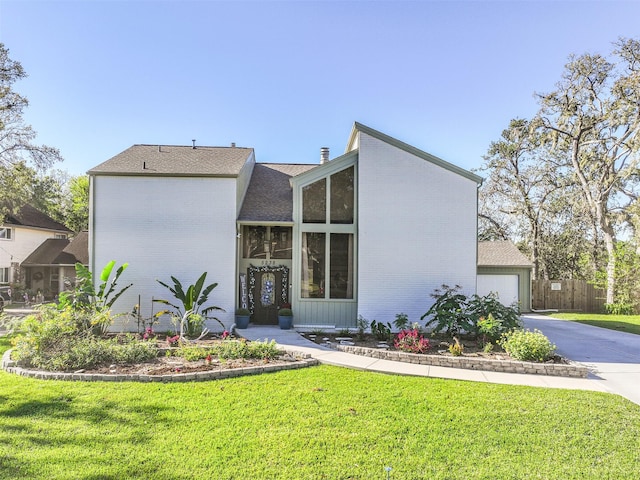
[0,43,63,216]
[535,37,640,304]
[479,119,569,279]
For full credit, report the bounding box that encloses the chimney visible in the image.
[320,147,330,164]
[192,139,196,149]
[231,142,236,148]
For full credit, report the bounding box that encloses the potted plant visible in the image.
[235,308,251,329]
[278,307,293,330]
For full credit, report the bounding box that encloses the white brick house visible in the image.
[88,123,482,330]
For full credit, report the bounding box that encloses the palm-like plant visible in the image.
[154,272,225,338]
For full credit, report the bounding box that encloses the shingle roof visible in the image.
[4,205,71,232]
[22,232,89,266]
[88,145,254,176]
[238,163,318,222]
[478,241,533,267]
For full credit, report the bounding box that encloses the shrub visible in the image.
[393,313,410,331]
[500,329,556,362]
[370,320,392,341]
[394,329,430,353]
[421,285,473,336]
[11,305,157,371]
[356,315,370,340]
[604,303,635,315]
[175,339,281,361]
[466,292,521,336]
[13,332,157,371]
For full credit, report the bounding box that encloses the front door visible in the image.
[248,265,289,325]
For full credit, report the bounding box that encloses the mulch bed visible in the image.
[302,332,568,364]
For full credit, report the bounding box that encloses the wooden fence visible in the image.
[532,280,606,313]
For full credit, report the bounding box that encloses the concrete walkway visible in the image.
[238,324,617,400]
[522,314,640,405]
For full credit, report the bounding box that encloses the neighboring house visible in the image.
[21,231,89,298]
[477,240,533,312]
[0,205,73,298]
[88,122,482,330]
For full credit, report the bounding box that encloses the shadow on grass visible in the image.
[573,319,640,336]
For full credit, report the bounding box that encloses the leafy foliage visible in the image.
[422,285,522,339]
[500,329,556,362]
[59,261,132,315]
[393,313,410,331]
[174,339,281,361]
[0,43,63,216]
[154,272,225,337]
[421,285,474,336]
[394,328,430,353]
[467,292,522,338]
[369,319,392,341]
[11,305,157,371]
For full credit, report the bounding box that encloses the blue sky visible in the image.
[1,0,639,176]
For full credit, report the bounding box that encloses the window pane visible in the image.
[0,228,11,240]
[301,232,325,298]
[271,226,292,259]
[0,268,8,283]
[330,234,353,299]
[330,166,354,224]
[302,179,326,223]
[243,226,267,259]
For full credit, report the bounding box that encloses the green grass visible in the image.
[0,338,639,479]
[549,313,640,335]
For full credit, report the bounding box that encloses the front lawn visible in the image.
[1,335,639,479]
[549,313,640,336]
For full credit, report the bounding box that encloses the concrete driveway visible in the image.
[522,314,640,405]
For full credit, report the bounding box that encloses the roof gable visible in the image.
[22,231,89,266]
[4,205,71,232]
[346,122,483,185]
[88,145,254,177]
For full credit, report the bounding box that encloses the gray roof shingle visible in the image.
[4,205,71,232]
[88,145,254,176]
[238,163,318,222]
[22,232,89,266]
[478,241,533,267]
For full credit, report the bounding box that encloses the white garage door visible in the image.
[477,274,519,306]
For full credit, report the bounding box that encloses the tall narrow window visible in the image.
[302,178,326,223]
[330,234,354,299]
[330,166,354,224]
[0,267,8,283]
[301,232,325,298]
[0,228,12,240]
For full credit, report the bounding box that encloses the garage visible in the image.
[477,274,519,306]
[477,241,533,312]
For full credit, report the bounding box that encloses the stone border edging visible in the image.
[1,348,318,382]
[335,345,589,378]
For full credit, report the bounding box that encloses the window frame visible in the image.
[0,228,13,241]
[296,157,357,302]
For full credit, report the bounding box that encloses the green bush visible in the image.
[421,285,473,336]
[11,305,157,371]
[466,292,521,336]
[500,329,556,362]
[370,320,392,341]
[175,339,281,361]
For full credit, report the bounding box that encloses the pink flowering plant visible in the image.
[394,328,430,354]
[142,327,155,340]
[166,334,180,346]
